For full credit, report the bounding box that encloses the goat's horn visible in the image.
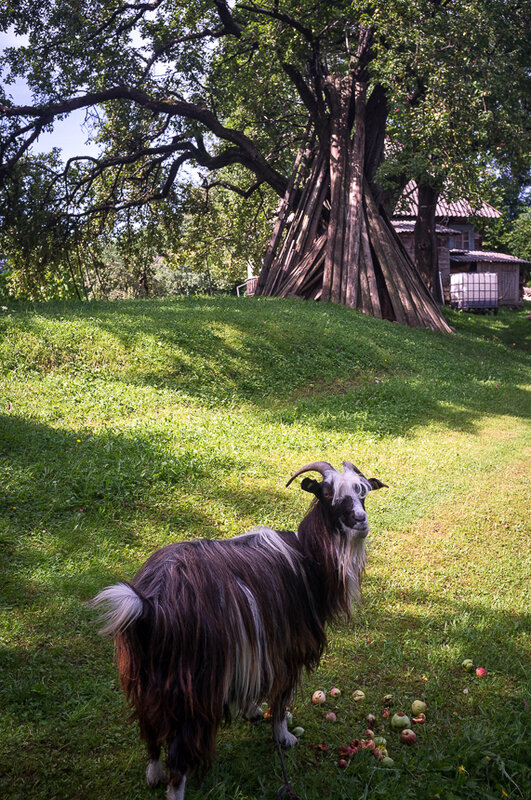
[286,461,335,488]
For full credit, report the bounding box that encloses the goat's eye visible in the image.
[322,485,333,500]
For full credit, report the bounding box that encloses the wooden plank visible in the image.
[343,80,366,308]
[323,76,349,303]
[360,209,382,318]
[260,128,315,294]
[267,149,325,296]
[276,234,327,297]
[363,186,410,326]
[358,243,371,314]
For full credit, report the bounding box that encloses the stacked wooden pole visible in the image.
[255,77,453,334]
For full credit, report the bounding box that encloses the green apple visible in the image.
[411,700,426,716]
[391,713,411,730]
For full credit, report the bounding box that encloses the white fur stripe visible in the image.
[91,583,144,635]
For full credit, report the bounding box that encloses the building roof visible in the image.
[395,181,502,220]
[450,249,531,265]
[392,220,458,235]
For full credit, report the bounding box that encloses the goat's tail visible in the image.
[91,582,145,636]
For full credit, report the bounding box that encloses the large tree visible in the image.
[0,2,528,330]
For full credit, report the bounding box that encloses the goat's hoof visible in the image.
[279,731,298,749]
[146,759,167,788]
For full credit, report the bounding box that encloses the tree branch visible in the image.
[1,85,288,195]
[239,3,314,44]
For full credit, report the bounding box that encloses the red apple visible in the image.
[401,728,417,745]
[476,667,487,678]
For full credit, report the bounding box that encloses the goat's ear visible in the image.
[368,477,388,490]
[301,477,322,496]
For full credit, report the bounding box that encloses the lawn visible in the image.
[0,296,529,800]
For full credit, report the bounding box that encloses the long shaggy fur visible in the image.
[92,462,384,797]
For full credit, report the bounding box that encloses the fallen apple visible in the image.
[462,659,474,672]
[381,756,395,767]
[391,713,411,730]
[411,700,426,716]
[383,694,394,704]
[330,687,341,698]
[312,690,326,704]
[364,729,375,739]
[373,736,387,747]
[352,690,365,702]
[400,728,417,745]
[476,667,487,678]
[366,713,377,728]
[292,726,304,737]
[412,713,426,724]
[338,759,348,769]
[326,712,337,722]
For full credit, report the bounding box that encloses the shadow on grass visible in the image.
[4,297,530,439]
[0,411,292,606]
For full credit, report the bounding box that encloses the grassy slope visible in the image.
[0,296,529,800]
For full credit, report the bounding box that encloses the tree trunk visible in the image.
[414,183,441,302]
[255,73,452,334]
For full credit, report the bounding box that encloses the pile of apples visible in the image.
[291,659,488,770]
[305,688,428,769]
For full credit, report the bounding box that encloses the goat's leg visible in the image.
[273,715,298,748]
[271,692,298,748]
[144,728,167,788]
[165,738,187,800]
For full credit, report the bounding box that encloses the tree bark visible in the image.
[414,183,441,302]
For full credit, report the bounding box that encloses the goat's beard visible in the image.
[335,528,367,606]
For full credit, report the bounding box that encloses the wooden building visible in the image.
[393,182,528,307]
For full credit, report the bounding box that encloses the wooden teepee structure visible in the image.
[255,73,453,334]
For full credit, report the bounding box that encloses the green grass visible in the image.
[0,296,530,800]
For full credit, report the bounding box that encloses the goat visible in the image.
[92,460,386,800]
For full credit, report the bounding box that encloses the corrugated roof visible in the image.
[395,181,502,219]
[392,220,458,235]
[450,249,531,264]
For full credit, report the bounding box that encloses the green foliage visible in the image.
[505,208,531,262]
[376,0,531,202]
[168,180,276,288]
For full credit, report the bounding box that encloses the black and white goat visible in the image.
[92,460,386,800]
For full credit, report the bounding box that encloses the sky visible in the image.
[1,28,99,162]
